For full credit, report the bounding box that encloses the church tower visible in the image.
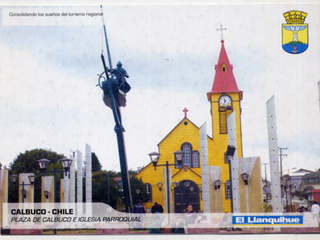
[207,40,243,212]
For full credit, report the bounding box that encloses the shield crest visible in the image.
[282,11,308,54]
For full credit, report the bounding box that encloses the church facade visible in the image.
[136,40,261,213]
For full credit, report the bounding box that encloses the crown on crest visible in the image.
[283,10,307,24]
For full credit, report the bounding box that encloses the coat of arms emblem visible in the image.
[282,10,308,54]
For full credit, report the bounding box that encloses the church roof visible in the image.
[157,117,200,146]
[207,40,242,101]
[157,117,212,146]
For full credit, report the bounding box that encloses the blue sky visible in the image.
[1,1,320,178]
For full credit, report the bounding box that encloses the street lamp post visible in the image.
[10,174,36,203]
[214,180,221,212]
[290,183,296,212]
[225,145,236,213]
[171,181,179,210]
[281,180,287,212]
[133,188,140,206]
[107,171,110,205]
[241,173,250,213]
[149,150,184,223]
[37,157,73,234]
[37,158,72,203]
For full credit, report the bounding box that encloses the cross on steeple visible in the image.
[183,108,188,118]
[217,25,227,41]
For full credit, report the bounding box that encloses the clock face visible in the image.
[219,95,231,107]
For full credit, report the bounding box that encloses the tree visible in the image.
[130,176,150,205]
[92,170,122,209]
[91,170,150,210]
[91,152,102,172]
[115,169,150,205]
[9,149,65,203]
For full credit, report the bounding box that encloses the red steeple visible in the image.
[207,40,242,101]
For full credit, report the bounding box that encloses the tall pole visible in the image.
[22,181,25,204]
[279,147,287,179]
[245,185,249,213]
[228,158,233,213]
[165,161,171,225]
[101,55,132,213]
[166,161,170,214]
[53,168,57,235]
[215,190,217,212]
[100,5,112,69]
[262,163,269,181]
[108,171,110,205]
[285,185,288,212]
[99,5,132,213]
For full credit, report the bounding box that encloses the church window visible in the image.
[219,108,233,134]
[176,143,200,168]
[225,180,231,199]
[219,111,227,133]
[145,183,152,202]
[192,151,200,168]
[182,143,192,168]
[221,63,227,72]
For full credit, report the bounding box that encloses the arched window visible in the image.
[192,151,200,168]
[225,181,231,199]
[181,143,192,168]
[145,183,152,202]
[221,63,227,72]
[176,143,200,168]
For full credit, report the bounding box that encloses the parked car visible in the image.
[298,199,309,210]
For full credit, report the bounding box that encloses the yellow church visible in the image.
[136,40,261,213]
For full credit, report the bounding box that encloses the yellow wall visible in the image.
[136,118,202,212]
[248,158,263,212]
[208,92,243,212]
[137,91,244,214]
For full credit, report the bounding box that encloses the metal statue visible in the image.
[110,61,131,93]
[96,5,133,213]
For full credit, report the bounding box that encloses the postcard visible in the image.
[0,1,319,239]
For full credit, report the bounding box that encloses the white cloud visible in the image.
[1,3,320,178]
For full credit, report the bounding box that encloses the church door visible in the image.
[174,180,200,213]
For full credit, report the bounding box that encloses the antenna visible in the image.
[100,5,113,70]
